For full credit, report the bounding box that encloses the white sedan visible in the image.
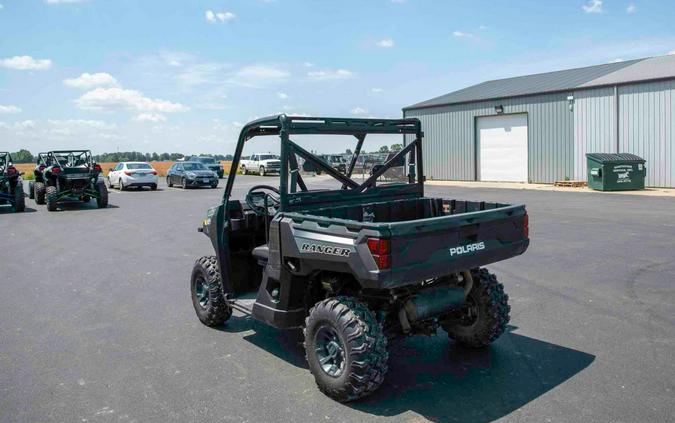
[107,162,159,191]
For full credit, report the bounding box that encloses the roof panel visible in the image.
[404,55,675,110]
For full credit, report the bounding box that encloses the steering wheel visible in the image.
[245,185,281,216]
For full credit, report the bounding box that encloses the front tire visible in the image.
[441,268,510,348]
[304,296,388,402]
[46,186,58,211]
[96,180,108,209]
[182,178,188,189]
[241,165,247,175]
[28,181,35,199]
[34,182,46,205]
[166,177,173,187]
[13,183,25,212]
[191,256,232,327]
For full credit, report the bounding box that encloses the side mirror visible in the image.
[108,168,114,172]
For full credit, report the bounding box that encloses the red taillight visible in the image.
[124,171,133,176]
[94,164,102,172]
[151,171,157,175]
[51,167,61,174]
[523,213,529,238]
[7,166,17,175]
[367,238,391,269]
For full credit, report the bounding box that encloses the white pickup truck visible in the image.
[239,153,281,176]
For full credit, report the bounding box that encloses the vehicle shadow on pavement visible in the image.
[0,206,38,214]
[48,202,120,212]
[224,320,595,422]
[352,326,595,422]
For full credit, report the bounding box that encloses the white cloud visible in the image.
[0,55,52,70]
[479,25,488,30]
[610,58,624,63]
[371,88,383,93]
[206,10,235,23]
[351,107,368,115]
[135,113,167,123]
[0,4,4,10]
[391,0,406,3]
[582,0,603,13]
[307,69,355,81]
[453,30,472,38]
[303,62,314,68]
[236,65,289,81]
[627,4,636,13]
[376,38,395,48]
[64,72,119,89]
[0,105,21,114]
[277,92,288,100]
[76,87,188,113]
[668,50,675,55]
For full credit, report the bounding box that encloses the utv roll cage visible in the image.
[0,152,11,172]
[224,115,424,212]
[46,150,94,168]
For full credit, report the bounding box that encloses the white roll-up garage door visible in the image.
[478,114,528,182]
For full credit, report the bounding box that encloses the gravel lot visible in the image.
[1,176,674,423]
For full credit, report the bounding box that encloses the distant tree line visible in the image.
[6,149,234,164]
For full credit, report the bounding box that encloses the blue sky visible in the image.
[1,0,674,156]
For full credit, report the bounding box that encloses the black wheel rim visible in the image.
[314,325,346,377]
[194,276,209,309]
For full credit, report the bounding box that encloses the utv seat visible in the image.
[252,245,269,265]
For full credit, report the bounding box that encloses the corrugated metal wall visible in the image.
[573,87,616,180]
[619,80,674,188]
[404,92,575,183]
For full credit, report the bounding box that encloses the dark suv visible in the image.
[188,156,224,178]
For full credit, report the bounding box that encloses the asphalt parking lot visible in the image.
[1,175,674,423]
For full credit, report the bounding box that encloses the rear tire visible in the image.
[46,186,58,211]
[34,182,46,205]
[96,180,108,209]
[441,268,510,348]
[241,165,247,175]
[28,181,35,199]
[304,296,388,402]
[191,256,232,327]
[259,166,265,176]
[13,183,25,212]
[119,179,125,191]
[151,184,157,191]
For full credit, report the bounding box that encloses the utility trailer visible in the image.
[189,115,529,402]
[0,152,25,212]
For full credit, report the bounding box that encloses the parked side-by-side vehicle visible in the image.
[189,115,530,402]
[31,150,108,212]
[0,152,25,212]
[108,161,159,191]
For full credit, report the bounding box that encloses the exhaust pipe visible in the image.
[399,271,473,333]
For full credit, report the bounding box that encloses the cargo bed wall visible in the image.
[305,197,511,223]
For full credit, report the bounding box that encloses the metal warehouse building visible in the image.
[403,54,675,187]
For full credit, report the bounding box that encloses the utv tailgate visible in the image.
[385,205,528,287]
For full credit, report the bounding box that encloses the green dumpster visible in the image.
[586,153,646,191]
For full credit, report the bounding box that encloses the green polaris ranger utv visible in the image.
[189,115,529,402]
[0,152,26,212]
[35,150,108,211]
